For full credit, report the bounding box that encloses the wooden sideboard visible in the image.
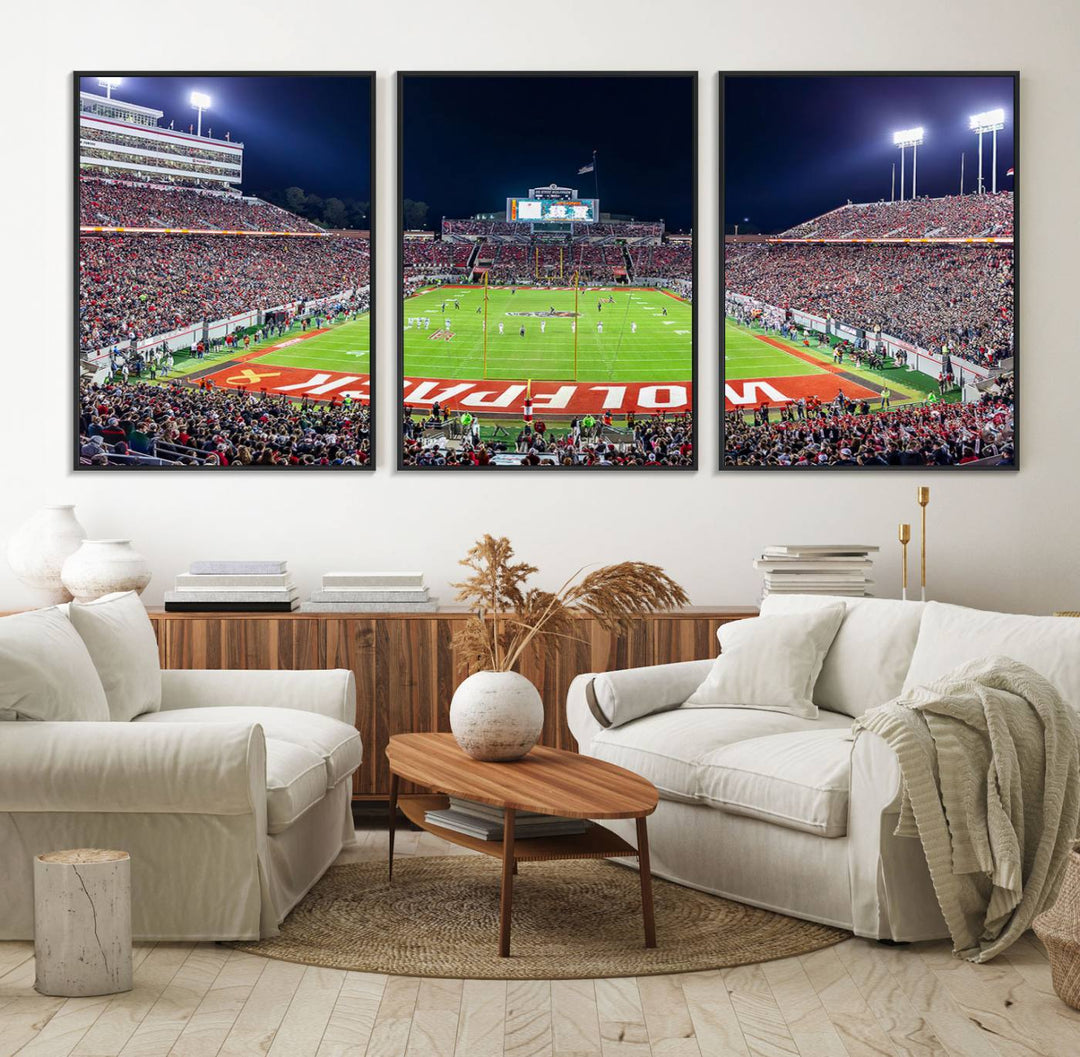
[140,607,756,799]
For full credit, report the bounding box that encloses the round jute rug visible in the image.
[232,856,849,979]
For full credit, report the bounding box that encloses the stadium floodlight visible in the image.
[892,127,924,201]
[98,77,122,99]
[969,108,1006,194]
[190,91,212,136]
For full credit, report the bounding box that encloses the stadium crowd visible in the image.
[723,378,1014,467]
[80,178,325,232]
[782,192,1014,239]
[725,243,1013,366]
[79,234,370,353]
[79,379,371,467]
[401,409,694,467]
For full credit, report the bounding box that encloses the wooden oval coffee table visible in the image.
[386,732,659,958]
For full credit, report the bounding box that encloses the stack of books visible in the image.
[424,797,589,841]
[164,560,298,612]
[753,545,878,598]
[299,571,436,613]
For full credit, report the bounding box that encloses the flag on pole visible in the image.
[577,162,594,175]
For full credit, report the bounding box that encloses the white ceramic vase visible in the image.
[61,540,152,603]
[449,670,544,762]
[6,505,88,605]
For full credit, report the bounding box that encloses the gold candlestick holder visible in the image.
[898,523,911,601]
[917,486,930,602]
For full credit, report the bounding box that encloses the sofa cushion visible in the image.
[137,706,362,788]
[698,729,854,837]
[589,706,852,804]
[0,608,110,722]
[903,602,1080,712]
[761,594,925,717]
[68,592,162,721]
[265,739,328,833]
[684,606,845,718]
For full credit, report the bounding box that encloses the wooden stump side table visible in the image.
[386,733,659,958]
[33,849,132,997]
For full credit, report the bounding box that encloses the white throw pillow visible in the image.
[0,608,110,721]
[760,594,925,716]
[68,592,162,722]
[684,605,846,718]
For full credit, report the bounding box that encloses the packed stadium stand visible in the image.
[80,235,370,353]
[405,217,691,287]
[725,242,1012,367]
[781,192,1014,239]
[80,179,324,232]
[724,377,1014,468]
[80,382,371,467]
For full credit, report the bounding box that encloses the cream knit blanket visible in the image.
[856,656,1080,962]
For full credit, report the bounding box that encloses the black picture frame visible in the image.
[73,70,377,471]
[397,70,698,471]
[719,70,1019,472]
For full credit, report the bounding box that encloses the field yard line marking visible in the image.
[239,326,333,363]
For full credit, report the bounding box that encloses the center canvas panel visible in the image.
[398,72,696,469]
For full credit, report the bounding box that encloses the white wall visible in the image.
[2,0,1077,616]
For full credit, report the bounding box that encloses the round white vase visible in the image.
[61,540,152,603]
[449,670,544,762]
[6,505,88,605]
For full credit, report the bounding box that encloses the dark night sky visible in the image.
[78,74,371,202]
[401,75,695,231]
[724,74,1015,234]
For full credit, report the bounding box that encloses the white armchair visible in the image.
[0,600,361,942]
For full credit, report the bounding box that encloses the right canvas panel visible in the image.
[721,73,1017,469]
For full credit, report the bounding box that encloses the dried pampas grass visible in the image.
[453,534,688,673]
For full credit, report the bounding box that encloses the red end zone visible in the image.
[403,376,691,415]
[725,374,879,411]
[725,335,882,411]
[198,363,371,403]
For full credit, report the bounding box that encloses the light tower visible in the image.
[969,108,1006,194]
[892,127,924,201]
[97,77,122,99]
[190,91,212,137]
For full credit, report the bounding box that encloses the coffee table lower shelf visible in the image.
[397,795,638,861]
[390,793,656,957]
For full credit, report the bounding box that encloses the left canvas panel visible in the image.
[75,72,375,470]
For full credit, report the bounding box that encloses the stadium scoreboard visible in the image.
[506,197,598,223]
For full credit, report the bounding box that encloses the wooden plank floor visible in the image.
[2,826,1078,1057]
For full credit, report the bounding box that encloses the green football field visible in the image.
[725,321,830,380]
[724,318,950,406]
[248,316,370,373]
[403,286,691,382]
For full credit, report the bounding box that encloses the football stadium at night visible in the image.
[722,75,1016,469]
[77,75,372,468]
[399,74,695,469]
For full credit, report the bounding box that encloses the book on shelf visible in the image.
[298,600,438,613]
[165,589,299,604]
[175,573,294,589]
[189,560,288,575]
[309,588,430,604]
[163,600,300,613]
[761,545,879,557]
[321,571,425,589]
[423,807,588,841]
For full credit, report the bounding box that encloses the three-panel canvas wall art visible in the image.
[74,70,1017,472]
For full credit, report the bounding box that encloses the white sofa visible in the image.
[0,596,361,942]
[568,596,1080,941]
